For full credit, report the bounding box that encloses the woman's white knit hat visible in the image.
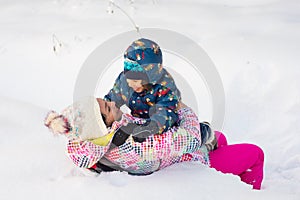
[45,96,108,140]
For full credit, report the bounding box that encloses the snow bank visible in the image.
[0,97,298,200]
[0,0,299,199]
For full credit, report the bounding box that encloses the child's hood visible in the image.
[124,38,165,84]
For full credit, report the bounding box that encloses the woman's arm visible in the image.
[66,138,112,168]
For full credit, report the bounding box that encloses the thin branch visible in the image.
[108,0,141,36]
[52,34,63,53]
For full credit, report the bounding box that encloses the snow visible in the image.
[0,0,300,199]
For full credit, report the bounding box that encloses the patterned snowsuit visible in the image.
[104,38,181,134]
[66,107,209,175]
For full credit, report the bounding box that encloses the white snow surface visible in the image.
[0,0,300,199]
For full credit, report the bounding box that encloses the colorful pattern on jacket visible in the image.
[105,71,180,134]
[66,107,209,174]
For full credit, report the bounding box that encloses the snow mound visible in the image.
[0,96,298,200]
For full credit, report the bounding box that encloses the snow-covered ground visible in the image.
[0,0,299,199]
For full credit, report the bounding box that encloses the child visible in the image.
[104,38,182,141]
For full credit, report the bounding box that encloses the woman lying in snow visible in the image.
[44,97,264,190]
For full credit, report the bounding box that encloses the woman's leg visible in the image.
[209,143,264,190]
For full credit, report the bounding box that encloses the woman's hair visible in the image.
[101,114,107,126]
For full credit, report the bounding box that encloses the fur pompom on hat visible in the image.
[44,97,108,140]
[44,111,71,134]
